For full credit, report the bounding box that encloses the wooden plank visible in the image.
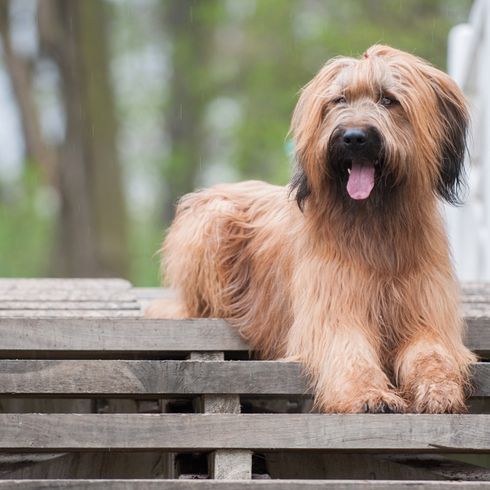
[382,455,490,481]
[189,352,252,480]
[0,360,488,397]
[0,414,489,452]
[462,282,490,302]
[472,362,490,396]
[0,481,488,489]
[464,305,490,317]
[0,319,247,354]
[0,452,169,480]
[1,317,489,355]
[0,302,139,310]
[0,280,139,317]
[465,318,490,355]
[0,311,142,318]
[0,279,131,290]
[265,452,490,481]
[0,309,143,320]
[135,285,490,307]
[0,291,136,302]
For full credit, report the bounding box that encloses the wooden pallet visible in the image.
[0,279,489,488]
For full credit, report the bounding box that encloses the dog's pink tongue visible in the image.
[347,162,375,200]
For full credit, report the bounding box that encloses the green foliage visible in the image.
[228,0,472,185]
[128,217,163,287]
[0,0,473,285]
[0,166,55,277]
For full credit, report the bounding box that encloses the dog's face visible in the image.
[290,45,468,209]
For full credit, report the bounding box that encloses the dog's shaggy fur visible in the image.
[147,45,476,413]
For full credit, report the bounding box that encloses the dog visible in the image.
[147,45,476,413]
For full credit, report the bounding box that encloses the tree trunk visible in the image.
[38,0,128,277]
[162,0,215,222]
[0,1,57,186]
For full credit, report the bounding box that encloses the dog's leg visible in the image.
[394,275,476,413]
[396,336,472,413]
[287,260,406,414]
[287,320,406,413]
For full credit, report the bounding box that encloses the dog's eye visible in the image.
[332,96,346,105]
[380,96,398,107]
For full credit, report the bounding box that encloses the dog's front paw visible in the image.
[358,390,407,414]
[316,388,407,414]
[408,379,467,413]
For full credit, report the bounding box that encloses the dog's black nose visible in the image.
[342,128,367,149]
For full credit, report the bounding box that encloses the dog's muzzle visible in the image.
[330,125,383,200]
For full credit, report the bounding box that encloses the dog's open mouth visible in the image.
[346,159,379,200]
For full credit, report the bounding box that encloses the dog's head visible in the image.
[290,45,468,210]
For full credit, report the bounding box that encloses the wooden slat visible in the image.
[0,279,140,316]
[0,291,136,302]
[0,311,142,318]
[0,279,131,290]
[265,452,490,481]
[0,414,489,452]
[0,302,139,310]
[136,284,490,302]
[0,318,489,355]
[462,282,490,303]
[136,286,490,312]
[0,480,487,489]
[0,360,488,397]
[465,318,490,355]
[0,319,248,355]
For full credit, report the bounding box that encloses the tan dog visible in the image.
[147,45,476,413]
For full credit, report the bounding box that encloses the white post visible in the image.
[446,0,490,281]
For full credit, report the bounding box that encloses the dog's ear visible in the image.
[290,164,311,211]
[289,74,326,211]
[289,58,352,209]
[430,73,469,205]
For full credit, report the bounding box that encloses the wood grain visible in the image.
[0,278,131,291]
[0,311,142,318]
[0,318,248,354]
[0,360,487,397]
[0,302,139,310]
[0,480,487,489]
[0,414,489,452]
[1,317,488,355]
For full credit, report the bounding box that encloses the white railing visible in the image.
[446,0,490,281]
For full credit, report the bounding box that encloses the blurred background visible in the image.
[0,0,475,286]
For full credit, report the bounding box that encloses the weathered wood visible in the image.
[0,452,167,480]
[0,414,489,452]
[136,286,490,313]
[0,319,247,355]
[0,279,140,318]
[0,302,138,310]
[0,479,488,489]
[189,352,251,480]
[465,319,490,356]
[265,452,490,481]
[0,311,141,318]
[0,279,131,290]
[137,284,490,302]
[464,303,490,316]
[0,360,487,398]
[1,317,489,355]
[382,455,490,481]
[462,282,490,302]
[210,450,252,479]
[0,291,135,302]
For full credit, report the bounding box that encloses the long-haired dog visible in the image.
[147,45,476,413]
